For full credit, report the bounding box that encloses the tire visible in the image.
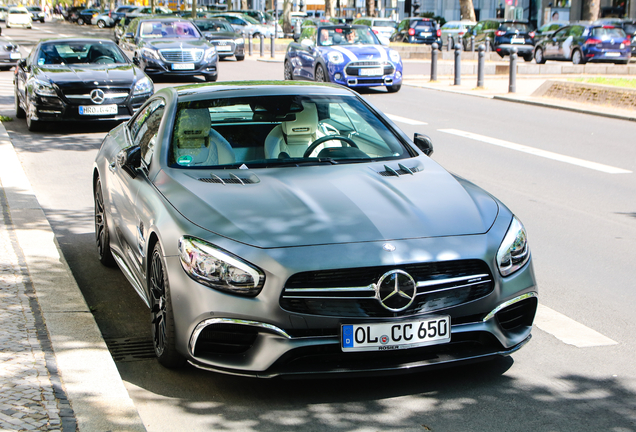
[315,63,328,82]
[387,84,401,93]
[40,18,44,23]
[5,24,9,28]
[572,49,585,65]
[97,20,105,29]
[77,17,84,25]
[534,47,546,64]
[284,59,293,80]
[94,178,116,267]
[26,104,43,132]
[235,54,244,61]
[523,54,533,62]
[14,91,25,119]
[616,60,629,65]
[149,242,187,369]
[204,74,217,82]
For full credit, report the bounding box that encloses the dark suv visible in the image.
[493,21,535,61]
[391,17,441,45]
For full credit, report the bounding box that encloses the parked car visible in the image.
[391,17,441,45]
[227,9,275,25]
[534,20,569,43]
[0,37,20,69]
[440,20,476,48]
[461,18,501,50]
[26,6,45,23]
[119,17,218,81]
[76,8,101,26]
[14,38,153,132]
[285,25,402,92]
[211,12,278,37]
[136,6,174,15]
[93,5,140,28]
[193,18,245,61]
[352,17,398,40]
[6,7,30,29]
[64,6,85,23]
[533,23,630,64]
[0,6,7,22]
[114,14,138,44]
[92,81,537,377]
[493,21,536,61]
[593,18,636,58]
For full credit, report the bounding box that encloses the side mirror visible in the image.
[378,36,390,46]
[124,32,134,39]
[116,146,141,178]
[301,38,315,48]
[414,133,433,156]
[18,58,27,69]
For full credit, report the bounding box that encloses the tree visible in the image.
[366,0,375,17]
[581,0,600,21]
[283,0,292,34]
[241,0,249,10]
[325,0,334,17]
[191,0,196,18]
[459,0,476,21]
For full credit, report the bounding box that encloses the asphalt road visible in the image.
[2,20,636,432]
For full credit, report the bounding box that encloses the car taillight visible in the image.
[529,31,535,38]
[495,30,506,36]
[602,25,614,29]
[408,28,415,36]
[458,31,465,36]
[585,38,602,45]
[108,11,111,17]
[626,34,632,41]
[437,29,441,37]
[373,29,378,34]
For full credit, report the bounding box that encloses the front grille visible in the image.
[60,87,130,104]
[159,48,203,62]
[194,323,258,356]
[281,260,494,318]
[345,60,394,77]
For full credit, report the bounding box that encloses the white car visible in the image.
[7,7,32,29]
[353,17,398,40]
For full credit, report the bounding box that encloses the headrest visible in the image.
[141,22,154,35]
[176,109,210,148]
[333,33,342,44]
[281,102,318,136]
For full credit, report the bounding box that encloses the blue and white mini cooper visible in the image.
[284,24,403,93]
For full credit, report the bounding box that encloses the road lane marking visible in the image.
[386,113,428,125]
[439,128,632,174]
[534,304,617,348]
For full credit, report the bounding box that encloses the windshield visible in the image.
[241,14,260,25]
[318,27,379,46]
[140,20,200,38]
[499,23,531,31]
[37,41,128,65]
[169,94,411,168]
[194,19,233,32]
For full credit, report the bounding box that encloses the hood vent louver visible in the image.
[377,164,422,177]
[198,173,260,185]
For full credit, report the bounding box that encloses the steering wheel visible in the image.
[93,56,114,64]
[303,135,358,158]
[320,122,340,135]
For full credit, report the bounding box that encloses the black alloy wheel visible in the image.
[149,242,186,368]
[315,63,327,82]
[284,59,293,80]
[94,178,116,267]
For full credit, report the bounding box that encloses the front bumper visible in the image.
[495,44,535,56]
[141,57,218,78]
[584,47,631,62]
[328,61,403,89]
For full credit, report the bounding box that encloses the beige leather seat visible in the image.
[173,108,235,166]
[264,102,328,159]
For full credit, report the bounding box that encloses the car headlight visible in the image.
[178,236,265,297]
[30,78,56,97]
[327,51,344,64]
[620,43,625,49]
[133,76,153,95]
[389,49,401,63]
[204,47,216,62]
[141,47,159,60]
[497,216,530,277]
[234,37,244,44]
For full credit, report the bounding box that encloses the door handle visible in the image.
[108,160,116,173]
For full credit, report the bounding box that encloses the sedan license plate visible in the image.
[216,46,232,52]
[79,104,117,116]
[341,316,451,352]
[605,52,620,57]
[420,32,432,37]
[9,53,21,59]
[172,63,195,70]
[511,37,525,44]
[360,67,383,76]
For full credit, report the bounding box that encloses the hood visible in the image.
[155,159,499,248]
[36,64,139,88]
[323,44,390,62]
[145,38,210,49]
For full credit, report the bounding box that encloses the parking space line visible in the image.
[534,304,618,348]
[386,113,428,125]
[439,128,632,174]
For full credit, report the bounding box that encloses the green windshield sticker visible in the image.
[177,155,193,165]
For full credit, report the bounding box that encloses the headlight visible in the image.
[497,216,530,277]
[327,51,344,64]
[620,43,625,49]
[234,37,245,44]
[133,76,153,95]
[141,47,159,60]
[389,49,401,63]
[30,78,56,97]
[204,47,216,62]
[178,236,265,297]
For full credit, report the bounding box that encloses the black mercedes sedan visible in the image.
[119,17,218,81]
[193,18,245,61]
[14,38,154,132]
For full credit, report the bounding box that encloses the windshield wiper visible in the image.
[264,158,339,167]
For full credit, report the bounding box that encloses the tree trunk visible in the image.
[581,0,600,21]
[366,0,375,17]
[191,0,196,19]
[150,0,155,14]
[283,0,292,34]
[325,0,334,17]
[241,0,249,10]
[459,0,476,21]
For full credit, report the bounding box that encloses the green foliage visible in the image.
[419,12,446,26]
[0,116,13,122]
[570,77,636,88]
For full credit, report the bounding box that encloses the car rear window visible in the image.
[373,19,397,28]
[499,23,530,31]
[413,20,434,29]
[591,27,627,38]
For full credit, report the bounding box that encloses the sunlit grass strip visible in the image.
[570,77,636,88]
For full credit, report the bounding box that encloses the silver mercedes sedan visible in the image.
[93,82,537,378]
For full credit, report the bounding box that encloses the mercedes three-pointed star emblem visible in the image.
[375,269,416,312]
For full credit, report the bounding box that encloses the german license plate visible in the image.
[341,316,451,352]
[511,37,525,44]
[605,52,620,57]
[79,104,117,115]
[172,63,195,70]
[216,46,232,52]
[9,53,21,59]
[360,67,383,76]
[420,32,431,37]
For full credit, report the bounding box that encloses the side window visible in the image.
[129,98,166,166]
[570,26,584,37]
[300,27,316,42]
[126,19,139,36]
[554,27,568,38]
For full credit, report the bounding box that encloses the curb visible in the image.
[0,122,147,432]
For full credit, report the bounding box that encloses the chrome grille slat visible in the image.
[159,48,203,63]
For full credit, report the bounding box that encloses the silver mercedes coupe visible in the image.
[93,82,537,378]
